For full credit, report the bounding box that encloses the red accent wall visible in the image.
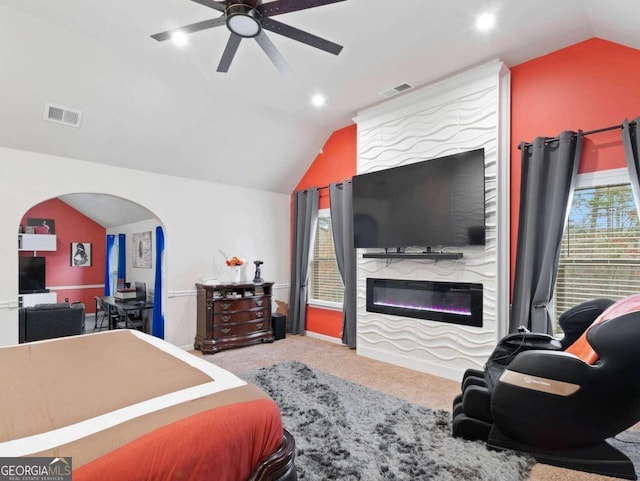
[20,199,106,313]
[296,125,357,209]
[297,38,640,339]
[294,125,357,338]
[510,38,640,294]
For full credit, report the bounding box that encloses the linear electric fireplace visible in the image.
[366,278,483,327]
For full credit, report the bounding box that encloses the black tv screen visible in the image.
[19,256,46,294]
[352,148,486,249]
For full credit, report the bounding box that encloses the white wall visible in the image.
[107,218,160,295]
[353,60,511,381]
[0,147,291,349]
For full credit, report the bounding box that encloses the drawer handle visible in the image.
[255,298,264,307]
[221,327,231,334]
[255,310,264,318]
[221,303,231,310]
[222,315,231,322]
[256,323,263,330]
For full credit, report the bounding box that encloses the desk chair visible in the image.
[94,297,117,331]
[113,303,145,331]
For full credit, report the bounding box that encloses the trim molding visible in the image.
[305,331,342,344]
[168,290,197,298]
[48,284,104,290]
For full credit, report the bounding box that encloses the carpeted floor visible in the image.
[198,335,636,481]
[244,360,533,481]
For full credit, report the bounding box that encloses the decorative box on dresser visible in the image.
[195,282,274,354]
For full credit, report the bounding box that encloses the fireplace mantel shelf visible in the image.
[362,252,463,260]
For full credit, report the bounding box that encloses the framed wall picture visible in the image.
[132,231,152,269]
[71,242,91,267]
[27,218,55,234]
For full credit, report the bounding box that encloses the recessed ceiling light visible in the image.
[311,94,326,108]
[171,31,189,47]
[475,13,496,32]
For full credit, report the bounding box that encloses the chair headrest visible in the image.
[565,293,640,364]
[558,298,615,331]
[558,298,615,349]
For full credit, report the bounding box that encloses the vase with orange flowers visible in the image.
[220,251,245,283]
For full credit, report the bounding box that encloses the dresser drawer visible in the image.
[214,319,271,339]
[213,296,268,313]
[196,282,274,354]
[214,308,267,323]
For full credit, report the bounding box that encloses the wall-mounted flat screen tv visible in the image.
[352,148,486,249]
[19,256,46,294]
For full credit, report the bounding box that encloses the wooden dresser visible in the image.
[195,282,274,354]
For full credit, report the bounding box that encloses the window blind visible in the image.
[554,183,640,331]
[310,216,344,304]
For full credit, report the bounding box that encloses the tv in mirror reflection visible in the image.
[352,148,486,250]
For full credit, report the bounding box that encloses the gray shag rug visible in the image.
[242,361,534,481]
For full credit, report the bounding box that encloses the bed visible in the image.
[0,329,296,481]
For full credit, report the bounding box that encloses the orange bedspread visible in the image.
[74,399,283,481]
[0,330,284,481]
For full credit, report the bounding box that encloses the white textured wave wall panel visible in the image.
[354,61,510,381]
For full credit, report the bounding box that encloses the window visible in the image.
[309,209,344,309]
[553,169,640,332]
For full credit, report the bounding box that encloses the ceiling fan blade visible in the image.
[217,33,243,72]
[254,32,293,76]
[261,0,346,17]
[261,17,343,55]
[151,17,226,41]
[190,0,227,12]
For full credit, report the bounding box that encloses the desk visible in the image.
[98,296,153,331]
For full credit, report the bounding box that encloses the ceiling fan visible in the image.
[151,0,346,75]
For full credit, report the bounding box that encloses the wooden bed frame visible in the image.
[250,429,297,481]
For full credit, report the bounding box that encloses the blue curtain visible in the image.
[152,226,165,339]
[117,233,126,289]
[104,235,116,296]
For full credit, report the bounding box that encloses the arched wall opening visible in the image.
[18,193,165,335]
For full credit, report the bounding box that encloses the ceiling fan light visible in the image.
[171,31,189,47]
[475,12,496,32]
[311,94,326,107]
[226,4,262,38]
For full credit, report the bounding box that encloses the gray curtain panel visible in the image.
[623,117,640,215]
[510,131,583,334]
[329,181,357,349]
[288,188,319,335]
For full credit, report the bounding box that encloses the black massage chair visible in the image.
[452,296,640,480]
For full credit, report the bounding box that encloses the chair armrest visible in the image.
[499,332,563,351]
[490,351,605,448]
[483,333,563,387]
[503,350,591,383]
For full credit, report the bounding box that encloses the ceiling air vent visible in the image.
[43,103,83,127]
[379,82,414,99]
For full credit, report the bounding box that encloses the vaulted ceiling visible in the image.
[1,0,639,197]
